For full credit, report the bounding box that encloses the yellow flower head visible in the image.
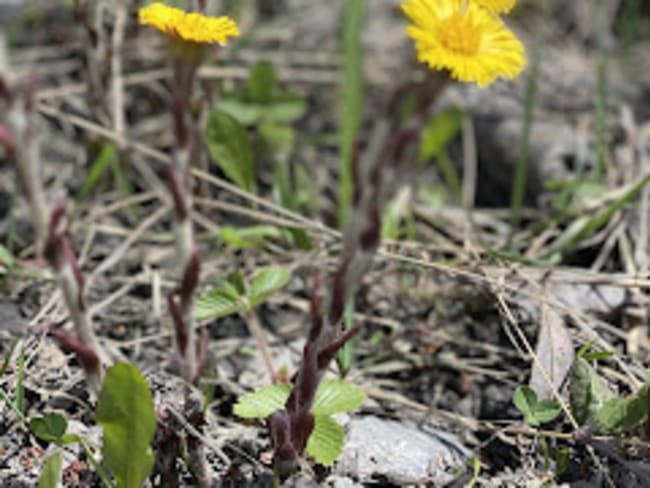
[402,0,526,87]
[474,0,516,14]
[139,2,240,45]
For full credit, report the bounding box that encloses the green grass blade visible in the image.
[0,387,25,421]
[0,338,18,378]
[16,347,25,416]
[545,173,650,258]
[336,299,356,377]
[109,154,134,199]
[594,0,609,179]
[5,175,17,252]
[77,143,116,201]
[338,0,366,227]
[509,35,539,242]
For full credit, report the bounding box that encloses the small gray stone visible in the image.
[335,416,469,485]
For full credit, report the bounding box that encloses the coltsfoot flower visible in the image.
[139,2,240,45]
[402,0,526,87]
[474,0,516,14]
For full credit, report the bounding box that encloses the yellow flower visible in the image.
[402,0,526,87]
[474,0,516,14]
[139,2,240,45]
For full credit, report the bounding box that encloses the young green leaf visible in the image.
[418,108,463,163]
[577,341,613,362]
[233,383,291,419]
[555,447,570,477]
[206,108,254,192]
[577,341,595,358]
[468,457,481,488]
[262,100,307,125]
[545,173,650,258]
[195,289,243,320]
[513,386,561,427]
[30,413,68,443]
[306,414,344,466]
[96,363,156,488]
[569,357,616,426]
[247,61,278,104]
[248,266,291,308]
[313,379,365,416]
[513,386,541,427]
[259,121,295,153]
[38,452,62,488]
[225,271,247,297]
[218,98,262,125]
[381,187,413,240]
[0,244,15,270]
[533,399,562,425]
[219,225,282,249]
[594,383,649,435]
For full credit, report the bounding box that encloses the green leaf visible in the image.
[381,187,412,240]
[569,357,616,426]
[30,413,68,443]
[313,379,365,416]
[219,225,282,249]
[258,122,295,153]
[261,99,307,124]
[233,383,291,419]
[218,98,262,126]
[513,386,561,427]
[468,457,481,488]
[195,289,242,320]
[555,447,570,477]
[545,173,650,257]
[195,273,247,321]
[577,341,595,358]
[96,363,156,488]
[247,61,278,104]
[513,386,541,427]
[285,228,313,251]
[418,108,463,162]
[577,339,614,362]
[534,399,562,424]
[57,433,82,446]
[248,266,291,308]
[38,452,62,488]
[306,415,344,466]
[594,383,649,435]
[206,108,254,191]
[0,244,15,269]
[226,270,247,297]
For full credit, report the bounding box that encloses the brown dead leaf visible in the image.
[529,297,575,400]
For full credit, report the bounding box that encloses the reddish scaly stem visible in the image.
[265,73,438,478]
[2,76,108,392]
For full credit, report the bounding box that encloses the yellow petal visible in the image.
[473,0,517,15]
[139,2,240,45]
